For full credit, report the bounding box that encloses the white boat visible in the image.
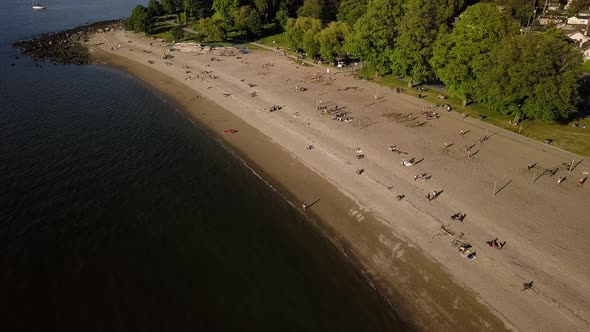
[32,0,46,10]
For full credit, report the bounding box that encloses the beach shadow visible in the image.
[495,179,512,196]
[467,144,476,151]
[308,199,320,209]
[488,130,501,139]
[469,150,480,157]
[434,190,444,198]
[416,121,427,127]
[521,120,537,133]
[414,158,425,165]
[534,168,552,183]
[444,143,454,149]
[572,159,584,172]
[461,130,471,136]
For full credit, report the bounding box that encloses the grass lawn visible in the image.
[150,21,198,43]
[258,32,289,49]
[355,69,590,156]
[582,60,590,73]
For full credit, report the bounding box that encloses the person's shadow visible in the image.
[307,199,320,209]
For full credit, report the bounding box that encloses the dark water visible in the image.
[0,1,403,331]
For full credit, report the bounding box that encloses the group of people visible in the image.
[295,85,307,92]
[414,173,431,181]
[451,212,466,222]
[486,238,506,249]
[269,104,283,112]
[333,113,353,122]
[458,243,477,261]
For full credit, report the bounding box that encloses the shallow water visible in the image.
[0,1,402,330]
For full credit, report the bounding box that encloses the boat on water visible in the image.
[32,0,46,10]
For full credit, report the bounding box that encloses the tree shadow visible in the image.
[495,179,512,196]
[572,159,584,172]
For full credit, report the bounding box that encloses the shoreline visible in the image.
[50,26,587,331]
[89,46,508,331]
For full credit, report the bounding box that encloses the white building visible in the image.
[567,16,590,25]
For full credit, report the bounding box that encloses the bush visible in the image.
[171,25,185,41]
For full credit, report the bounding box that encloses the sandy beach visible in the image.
[86,29,590,331]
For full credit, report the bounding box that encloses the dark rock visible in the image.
[12,20,123,65]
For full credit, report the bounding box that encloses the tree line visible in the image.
[125,0,585,122]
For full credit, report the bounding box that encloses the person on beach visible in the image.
[528,163,534,171]
[558,177,565,184]
[578,178,585,187]
[302,202,307,211]
[523,281,534,291]
[460,129,465,136]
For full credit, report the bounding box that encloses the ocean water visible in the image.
[0,1,402,331]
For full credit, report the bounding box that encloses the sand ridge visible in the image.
[87,30,590,331]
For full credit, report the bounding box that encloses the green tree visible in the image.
[233,5,253,33]
[275,1,290,29]
[285,17,322,56]
[182,0,198,24]
[336,0,367,27]
[212,0,239,23]
[171,25,185,41]
[199,16,227,41]
[479,32,582,121]
[567,0,590,15]
[125,5,154,33]
[297,0,338,23]
[431,3,518,104]
[147,0,163,18]
[344,0,403,75]
[161,0,181,13]
[297,0,321,19]
[318,21,351,61]
[390,0,463,84]
[254,0,271,23]
[246,9,262,36]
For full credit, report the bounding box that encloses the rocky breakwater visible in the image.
[13,20,123,65]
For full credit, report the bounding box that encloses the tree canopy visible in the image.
[479,32,582,121]
[199,16,227,41]
[431,3,518,103]
[318,21,352,61]
[345,0,404,74]
[390,0,462,83]
[336,0,367,27]
[285,17,322,56]
[124,5,153,33]
[212,0,239,23]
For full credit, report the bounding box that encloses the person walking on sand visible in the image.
[302,202,307,211]
[460,129,465,136]
[578,178,585,188]
[557,177,565,185]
